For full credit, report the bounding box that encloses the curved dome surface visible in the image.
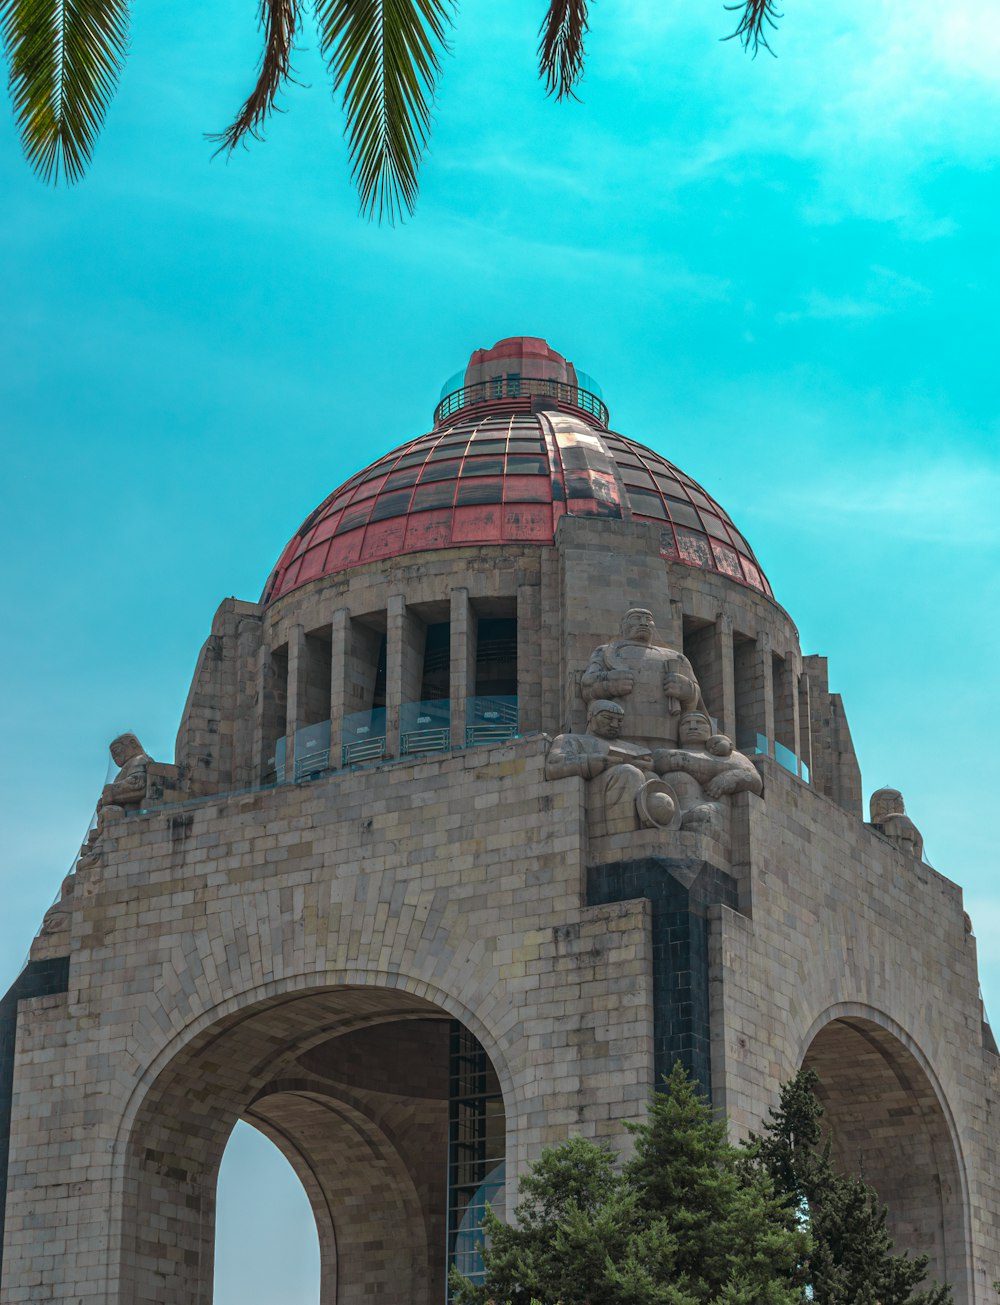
[263,339,772,605]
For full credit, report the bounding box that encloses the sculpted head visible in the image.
[870,787,905,822]
[110,733,144,767]
[587,699,625,740]
[678,711,713,746]
[707,733,733,758]
[619,608,655,644]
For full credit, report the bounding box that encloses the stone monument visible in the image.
[1,337,995,1305]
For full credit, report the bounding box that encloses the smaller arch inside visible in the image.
[802,1016,969,1297]
[214,1122,321,1304]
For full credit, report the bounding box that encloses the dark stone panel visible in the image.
[0,956,70,1277]
[587,857,737,1098]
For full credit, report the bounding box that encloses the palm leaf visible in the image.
[723,0,782,56]
[0,0,128,183]
[315,0,453,223]
[209,0,301,155]
[538,0,588,101]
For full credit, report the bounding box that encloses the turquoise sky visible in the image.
[2,0,998,1298]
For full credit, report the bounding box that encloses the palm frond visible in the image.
[209,0,301,155]
[538,0,588,101]
[723,0,782,56]
[315,0,453,224]
[0,0,129,183]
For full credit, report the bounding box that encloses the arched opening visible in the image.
[118,986,508,1305]
[214,1122,321,1304]
[802,1015,970,1300]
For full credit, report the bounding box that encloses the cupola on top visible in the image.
[262,337,772,604]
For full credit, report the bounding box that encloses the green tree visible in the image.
[0,0,778,216]
[451,1061,807,1305]
[750,1069,951,1305]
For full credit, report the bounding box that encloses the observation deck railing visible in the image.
[434,376,608,427]
[736,730,810,784]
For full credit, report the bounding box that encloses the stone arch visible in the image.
[114,981,512,1305]
[799,1005,972,1303]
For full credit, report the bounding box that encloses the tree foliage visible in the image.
[451,1062,807,1305]
[3,0,781,216]
[750,1069,952,1305]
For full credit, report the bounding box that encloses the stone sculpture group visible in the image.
[546,608,762,835]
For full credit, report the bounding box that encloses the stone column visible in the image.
[450,588,475,748]
[715,612,736,739]
[386,596,424,757]
[517,581,541,733]
[330,608,350,769]
[285,624,307,779]
[759,631,775,757]
[797,669,813,781]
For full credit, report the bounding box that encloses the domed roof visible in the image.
[262,339,772,605]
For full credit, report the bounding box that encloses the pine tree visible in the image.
[751,1069,951,1305]
[451,1062,807,1305]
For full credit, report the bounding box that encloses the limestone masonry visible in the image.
[2,336,997,1302]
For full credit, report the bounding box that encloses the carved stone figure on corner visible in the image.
[870,787,924,861]
[654,710,763,829]
[545,700,679,837]
[39,874,76,936]
[102,732,152,813]
[77,732,153,868]
[581,608,704,747]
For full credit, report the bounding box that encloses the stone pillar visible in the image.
[330,608,350,769]
[759,631,775,756]
[254,646,267,781]
[797,670,813,782]
[517,580,541,734]
[234,616,262,789]
[450,588,475,748]
[285,624,307,779]
[386,596,424,757]
[715,613,736,740]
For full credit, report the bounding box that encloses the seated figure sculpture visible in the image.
[653,709,763,828]
[581,608,704,749]
[869,787,924,861]
[545,700,679,836]
[101,732,152,812]
[77,733,153,867]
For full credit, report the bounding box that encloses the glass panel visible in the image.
[382,465,421,490]
[456,479,503,505]
[461,457,505,476]
[664,499,701,530]
[505,454,548,474]
[419,458,462,482]
[334,500,373,534]
[735,729,770,757]
[272,736,286,785]
[400,699,451,755]
[627,487,668,520]
[701,513,730,540]
[341,708,387,766]
[368,488,414,521]
[800,760,810,784]
[411,481,458,512]
[293,720,331,780]
[620,468,656,488]
[774,740,798,775]
[465,695,519,747]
